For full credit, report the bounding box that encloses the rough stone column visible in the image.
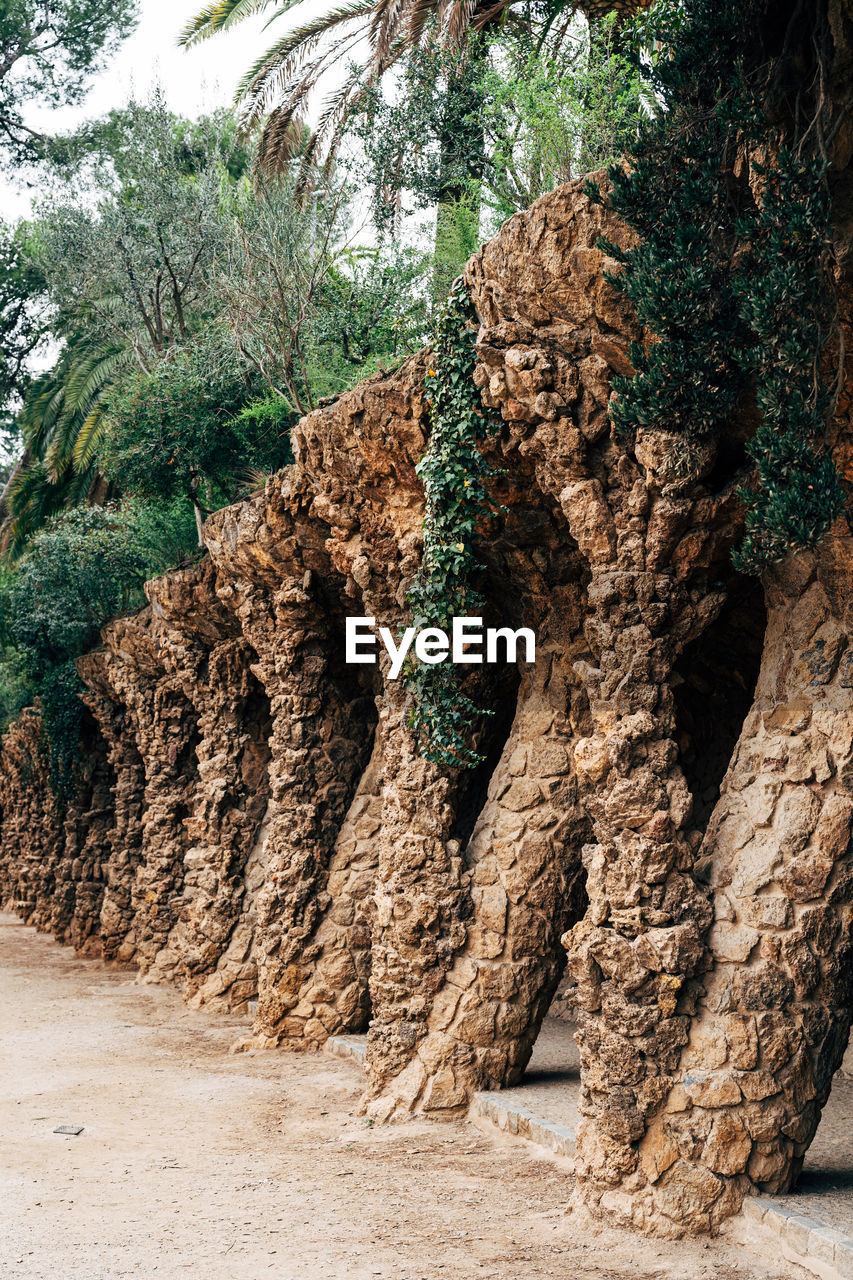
[93,612,201,974]
[54,718,115,954]
[0,706,113,951]
[615,535,853,1235]
[560,450,739,1223]
[140,561,272,1003]
[0,709,62,922]
[360,684,469,1120]
[265,710,386,1046]
[77,653,147,963]
[186,798,274,1015]
[205,484,377,1046]
[245,586,374,1045]
[367,637,590,1117]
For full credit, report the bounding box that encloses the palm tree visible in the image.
[180,1,645,183]
[1,331,131,557]
[180,0,540,185]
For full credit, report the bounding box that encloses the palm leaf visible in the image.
[179,0,279,45]
[71,407,109,473]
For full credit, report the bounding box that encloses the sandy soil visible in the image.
[0,912,802,1280]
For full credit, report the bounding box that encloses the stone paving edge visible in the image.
[325,1035,850,1280]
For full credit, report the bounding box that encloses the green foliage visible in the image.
[98,342,289,532]
[180,0,513,188]
[354,16,643,234]
[36,96,233,361]
[3,505,147,790]
[4,101,262,549]
[731,157,843,570]
[0,567,31,728]
[4,330,134,556]
[0,500,198,788]
[119,493,200,572]
[48,103,251,184]
[588,0,843,574]
[433,196,482,309]
[0,0,137,164]
[231,395,295,467]
[405,280,500,767]
[0,221,47,437]
[311,246,430,388]
[215,171,354,415]
[480,14,643,223]
[354,37,488,232]
[7,506,149,678]
[38,660,86,798]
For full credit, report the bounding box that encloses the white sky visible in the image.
[0,0,289,221]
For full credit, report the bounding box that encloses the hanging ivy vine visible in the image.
[587,0,844,573]
[404,280,501,767]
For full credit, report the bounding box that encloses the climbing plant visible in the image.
[405,281,500,767]
[587,0,844,574]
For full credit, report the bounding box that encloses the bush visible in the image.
[0,499,200,788]
[99,342,290,541]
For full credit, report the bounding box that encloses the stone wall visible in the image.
[1,150,852,1238]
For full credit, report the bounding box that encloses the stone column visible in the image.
[360,684,470,1119]
[91,612,201,975]
[266,711,386,1046]
[200,517,376,1045]
[620,536,853,1234]
[368,642,590,1117]
[140,562,272,1001]
[0,709,62,923]
[0,705,113,951]
[56,718,115,954]
[559,451,738,1225]
[78,654,147,964]
[244,589,376,1046]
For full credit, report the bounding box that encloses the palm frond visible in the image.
[236,1,373,123]
[5,461,70,558]
[21,382,68,456]
[71,407,109,474]
[45,410,85,480]
[179,0,279,46]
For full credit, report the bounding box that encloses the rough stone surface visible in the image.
[1,138,853,1241]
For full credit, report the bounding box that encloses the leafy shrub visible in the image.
[0,500,199,789]
[99,342,291,540]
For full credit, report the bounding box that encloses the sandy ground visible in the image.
[0,913,804,1280]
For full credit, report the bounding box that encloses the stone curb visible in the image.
[326,1034,367,1066]
[736,1197,853,1280]
[470,1091,575,1159]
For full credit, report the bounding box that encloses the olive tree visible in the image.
[35,97,232,370]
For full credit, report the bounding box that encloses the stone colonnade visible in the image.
[1,174,852,1237]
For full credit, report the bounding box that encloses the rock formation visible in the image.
[2,29,853,1231]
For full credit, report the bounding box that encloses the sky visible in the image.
[0,0,287,220]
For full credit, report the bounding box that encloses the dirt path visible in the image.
[0,913,800,1280]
